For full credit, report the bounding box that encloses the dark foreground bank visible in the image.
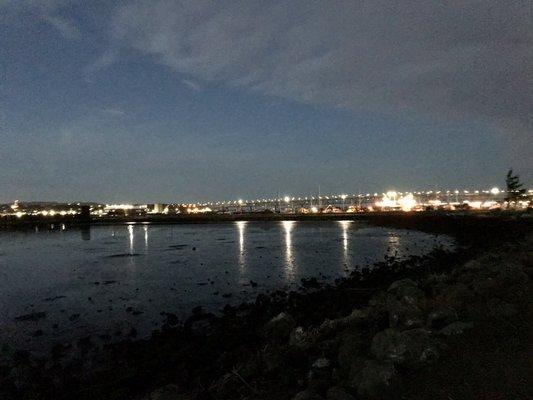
[0,215,531,400]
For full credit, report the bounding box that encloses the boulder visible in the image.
[387,278,424,305]
[438,321,474,336]
[371,328,439,368]
[386,298,423,330]
[351,359,398,399]
[290,326,315,349]
[326,386,356,400]
[464,255,527,287]
[487,298,518,318]
[495,263,528,287]
[426,307,458,330]
[385,279,425,330]
[317,308,368,338]
[238,354,261,380]
[312,358,331,370]
[367,291,388,314]
[337,333,364,372]
[145,384,187,400]
[437,282,472,309]
[308,357,332,392]
[263,312,296,342]
[261,349,284,373]
[293,389,324,400]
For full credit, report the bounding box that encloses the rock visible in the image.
[263,312,296,342]
[438,282,472,309]
[312,358,330,369]
[308,357,332,391]
[261,349,284,373]
[464,255,527,288]
[290,326,315,349]
[386,298,423,330]
[326,386,356,400]
[317,338,340,360]
[438,321,474,336]
[366,291,390,327]
[427,307,458,330]
[495,263,528,286]
[293,389,324,400]
[371,328,439,368]
[423,278,449,298]
[237,355,261,380]
[351,360,398,399]
[8,365,34,389]
[487,298,518,318]
[337,333,364,371]
[145,384,186,400]
[385,279,425,330]
[387,278,424,305]
[423,273,449,289]
[368,291,388,312]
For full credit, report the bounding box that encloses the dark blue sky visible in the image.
[1,1,531,203]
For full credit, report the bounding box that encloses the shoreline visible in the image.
[1,209,531,229]
[0,214,531,399]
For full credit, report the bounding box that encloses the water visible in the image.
[0,221,453,354]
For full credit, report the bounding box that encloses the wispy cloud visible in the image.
[182,79,202,92]
[84,49,118,82]
[109,0,533,138]
[41,13,79,39]
[1,0,80,39]
[102,107,126,116]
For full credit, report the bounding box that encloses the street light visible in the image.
[284,196,291,213]
[490,187,500,195]
[341,194,347,211]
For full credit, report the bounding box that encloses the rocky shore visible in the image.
[0,215,531,400]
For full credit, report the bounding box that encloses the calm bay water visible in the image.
[0,221,453,354]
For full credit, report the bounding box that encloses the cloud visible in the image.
[41,14,79,39]
[102,107,126,116]
[84,49,118,82]
[109,0,532,137]
[182,79,202,92]
[0,0,80,39]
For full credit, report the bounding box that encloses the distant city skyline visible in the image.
[1,1,531,203]
[4,185,530,207]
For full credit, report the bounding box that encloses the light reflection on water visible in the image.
[282,221,297,281]
[338,220,351,268]
[236,221,246,269]
[0,221,453,353]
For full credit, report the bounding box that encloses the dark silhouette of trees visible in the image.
[505,169,526,206]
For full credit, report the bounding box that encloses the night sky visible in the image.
[1,1,531,203]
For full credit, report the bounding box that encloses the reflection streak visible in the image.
[128,225,134,254]
[282,221,297,280]
[338,220,351,267]
[236,221,247,268]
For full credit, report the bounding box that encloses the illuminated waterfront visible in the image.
[1,186,531,222]
[0,221,452,353]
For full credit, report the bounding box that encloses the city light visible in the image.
[2,186,530,220]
